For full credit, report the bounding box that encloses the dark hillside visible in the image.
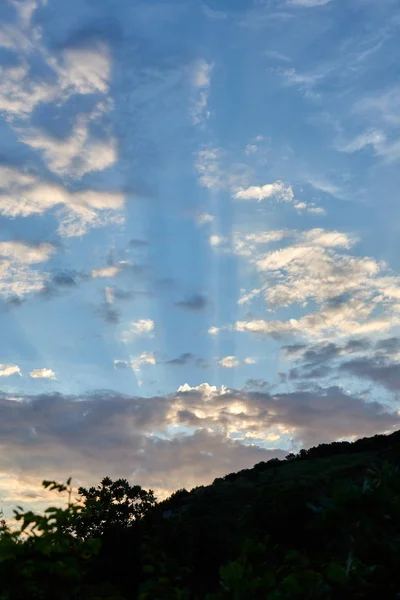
[2,429,400,599]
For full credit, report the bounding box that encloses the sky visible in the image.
[1,0,400,516]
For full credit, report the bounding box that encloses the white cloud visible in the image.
[218,356,240,368]
[191,59,213,125]
[29,368,56,379]
[336,129,386,154]
[196,213,215,226]
[308,206,326,215]
[22,110,117,178]
[130,352,157,372]
[357,86,400,126]
[0,28,112,120]
[289,0,332,6]
[201,4,227,19]
[0,169,124,238]
[91,266,121,279]
[177,382,229,397]
[233,230,287,258]
[306,176,343,198]
[265,51,291,62]
[244,357,257,364]
[216,356,256,368]
[0,240,56,299]
[122,319,155,343]
[61,43,110,96]
[0,364,21,377]
[209,234,227,247]
[104,287,114,305]
[208,326,220,335]
[229,226,400,341]
[0,241,56,264]
[195,146,251,191]
[234,180,294,202]
[244,144,258,155]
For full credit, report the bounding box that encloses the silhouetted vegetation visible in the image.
[3,429,400,598]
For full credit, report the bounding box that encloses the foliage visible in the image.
[2,430,400,598]
[67,476,156,539]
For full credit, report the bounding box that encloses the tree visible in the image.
[68,476,157,540]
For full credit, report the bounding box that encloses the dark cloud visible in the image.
[196,358,209,369]
[39,270,81,299]
[375,337,400,356]
[344,338,371,353]
[284,339,371,365]
[96,304,120,324]
[282,344,307,357]
[301,343,341,366]
[129,239,149,248]
[245,379,270,390]
[175,293,208,311]
[340,358,400,392]
[289,365,333,380]
[0,383,396,505]
[167,353,194,365]
[51,270,80,287]
[155,278,176,290]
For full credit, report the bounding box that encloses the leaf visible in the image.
[325,562,347,584]
[143,565,155,574]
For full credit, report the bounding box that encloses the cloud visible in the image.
[130,352,157,373]
[129,239,149,248]
[217,356,256,368]
[0,240,57,299]
[0,381,397,515]
[234,181,294,202]
[218,356,240,369]
[234,230,287,260]
[195,146,251,191]
[0,23,112,121]
[340,358,400,391]
[209,235,228,247]
[167,353,194,366]
[265,50,291,62]
[244,144,258,156]
[0,241,55,265]
[29,368,56,380]
[190,59,213,125]
[289,0,332,6]
[122,319,155,343]
[244,357,257,365]
[201,4,227,19]
[357,86,400,127]
[228,226,400,341]
[208,326,220,335]
[0,166,124,238]
[336,129,386,154]
[50,270,80,288]
[233,181,323,215]
[196,213,215,226]
[21,109,117,179]
[175,293,208,311]
[0,364,21,377]
[91,265,121,279]
[61,42,111,96]
[113,360,130,370]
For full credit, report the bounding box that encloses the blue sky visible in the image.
[1,0,400,514]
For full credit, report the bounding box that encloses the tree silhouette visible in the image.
[68,476,156,540]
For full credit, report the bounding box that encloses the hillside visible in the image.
[2,429,400,599]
